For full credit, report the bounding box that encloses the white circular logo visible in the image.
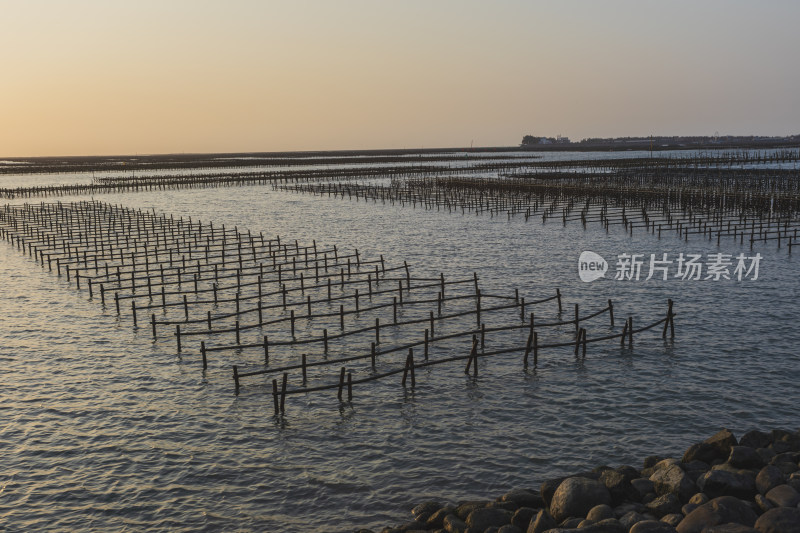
[578,251,607,282]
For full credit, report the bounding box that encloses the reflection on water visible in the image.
[0,163,799,532]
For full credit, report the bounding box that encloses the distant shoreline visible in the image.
[2,136,800,164]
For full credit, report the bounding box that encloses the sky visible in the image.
[1,0,799,156]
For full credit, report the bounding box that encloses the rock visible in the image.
[765,484,800,508]
[510,507,538,531]
[593,465,613,474]
[756,448,776,465]
[630,520,677,533]
[578,519,594,528]
[526,509,556,533]
[645,494,682,518]
[771,429,796,445]
[697,469,756,499]
[541,478,568,509]
[456,502,487,520]
[771,461,799,476]
[770,440,792,455]
[778,432,800,452]
[541,472,600,508]
[645,456,667,469]
[676,496,758,533]
[728,446,766,469]
[549,477,611,522]
[753,507,800,533]
[653,459,682,472]
[683,461,711,483]
[706,429,739,458]
[683,460,710,472]
[739,431,771,450]
[681,503,697,516]
[599,469,629,505]
[642,493,657,504]
[650,464,698,502]
[631,478,656,501]
[443,513,468,533]
[770,451,800,465]
[465,508,513,531]
[427,507,456,528]
[412,501,442,521]
[756,465,785,495]
[489,501,521,512]
[396,519,427,532]
[619,511,647,529]
[703,525,758,533]
[576,518,626,532]
[789,472,800,492]
[688,493,709,505]
[501,489,544,510]
[498,525,523,533]
[615,502,646,516]
[754,494,773,513]
[560,517,583,528]
[660,513,683,526]
[683,442,719,465]
[617,465,641,482]
[586,504,614,522]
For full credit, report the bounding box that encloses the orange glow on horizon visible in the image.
[1,1,798,157]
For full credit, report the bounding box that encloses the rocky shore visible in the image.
[356,429,800,533]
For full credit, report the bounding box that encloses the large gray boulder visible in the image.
[619,510,647,530]
[411,501,441,521]
[549,476,611,522]
[443,513,467,533]
[706,429,739,457]
[465,507,513,531]
[650,464,698,502]
[738,430,771,450]
[510,507,538,531]
[630,520,678,533]
[532,518,625,533]
[500,488,544,509]
[586,504,615,521]
[697,469,756,499]
[728,446,766,470]
[764,483,800,508]
[426,507,455,528]
[526,509,555,533]
[676,496,758,533]
[645,494,682,518]
[683,442,720,465]
[683,430,738,465]
[753,507,800,533]
[702,525,758,533]
[600,469,630,505]
[755,465,785,495]
[630,478,656,501]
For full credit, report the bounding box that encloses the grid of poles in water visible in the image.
[0,200,675,414]
[275,154,800,252]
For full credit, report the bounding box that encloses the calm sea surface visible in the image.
[1,152,799,532]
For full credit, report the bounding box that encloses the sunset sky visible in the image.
[2,1,798,156]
